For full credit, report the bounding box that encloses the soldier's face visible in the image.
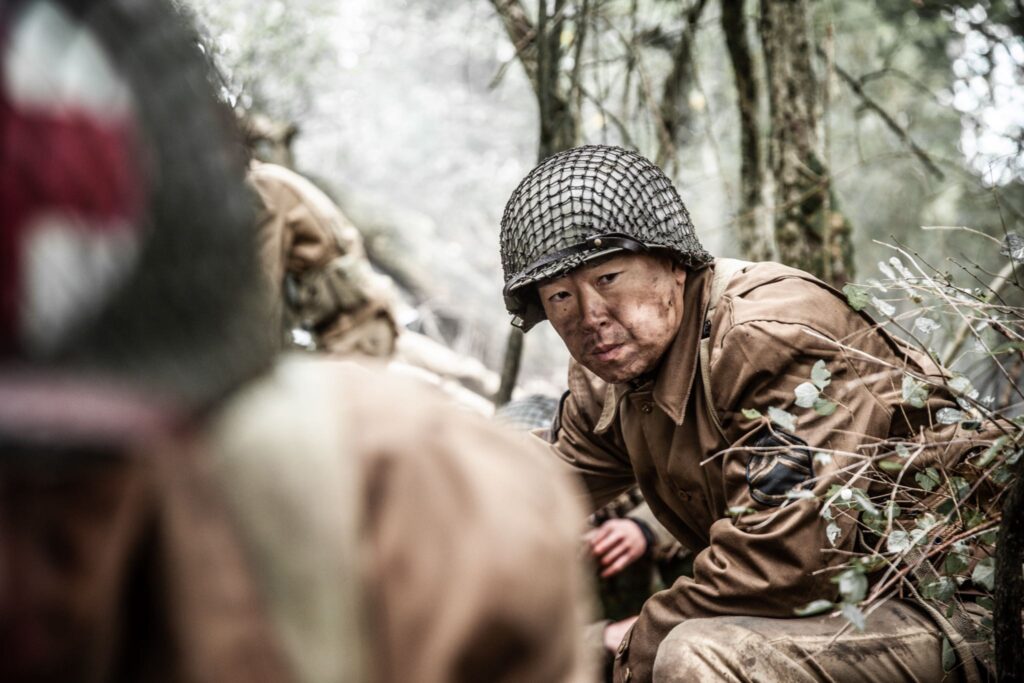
[538,252,686,384]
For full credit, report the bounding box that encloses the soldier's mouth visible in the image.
[590,343,624,362]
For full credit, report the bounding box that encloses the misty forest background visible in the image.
[183,0,1024,676]
[184,0,1023,402]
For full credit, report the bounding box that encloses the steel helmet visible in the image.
[0,0,272,410]
[500,145,711,331]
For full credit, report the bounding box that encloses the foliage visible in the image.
[785,230,1023,673]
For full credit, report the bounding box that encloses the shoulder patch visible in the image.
[745,427,814,506]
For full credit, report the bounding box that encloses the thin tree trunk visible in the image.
[760,0,853,287]
[721,0,773,261]
[493,0,581,405]
[654,0,709,168]
[494,327,524,406]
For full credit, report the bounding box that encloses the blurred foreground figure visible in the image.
[499,146,1000,682]
[0,2,592,681]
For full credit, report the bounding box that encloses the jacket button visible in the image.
[640,402,653,414]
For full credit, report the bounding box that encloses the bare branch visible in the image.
[488,0,540,94]
[825,52,946,182]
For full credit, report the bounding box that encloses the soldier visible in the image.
[0,2,593,681]
[248,160,399,358]
[498,145,995,682]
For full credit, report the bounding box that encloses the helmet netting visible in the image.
[500,145,711,295]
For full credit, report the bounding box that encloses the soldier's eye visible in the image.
[597,272,620,285]
[548,291,571,303]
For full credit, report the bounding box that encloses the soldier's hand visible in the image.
[587,518,648,578]
[603,616,639,653]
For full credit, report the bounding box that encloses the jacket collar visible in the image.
[594,264,712,434]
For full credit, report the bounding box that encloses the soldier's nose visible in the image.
[578,292,610,331]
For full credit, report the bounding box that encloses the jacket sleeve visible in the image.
[622,316,892,679]
[550,360,637,511]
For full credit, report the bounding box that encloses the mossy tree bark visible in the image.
[760,0,853,287]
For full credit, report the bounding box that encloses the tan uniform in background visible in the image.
[552,260,989,682]
[248,161,398,357]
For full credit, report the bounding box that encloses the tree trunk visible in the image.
[721,0,774,261]
[493,0,581,405]
[995,461,1024,682]
[760,0,853,287]
[654,0,709,168]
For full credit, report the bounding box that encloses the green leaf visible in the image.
[794,382,819,408]
[936,407,966,425]
[921,576,956,602]
[741,408,762,420]
[886,530,911,554]
[826,522,842,546]
[914,317,941,335]
[944,552,970,575]
[977,596,994,611]
[794,599,835,617]
[872,296,896,317]
[878,459,905,473]
[889,257,913,279]
[850,489,879,516]
[768,406,797,432]
[941,637,957,672]
[949,476,971,502]
[811,360,831,389]
[948,375,976,398]
[843,284,871,311]
[915,468,941,493]
[915,512,939,531]
[834,568,868,603]
[972,557,995,591]
[841,603,866,631]
[964,508,986,529]
[973,436,1008,468]
[813,398,837,416]
[902,375,929,409]
[862,511,886,535]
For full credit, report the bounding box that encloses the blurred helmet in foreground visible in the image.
[0,0,271,410]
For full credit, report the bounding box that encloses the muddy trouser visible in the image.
[651,599,976,683]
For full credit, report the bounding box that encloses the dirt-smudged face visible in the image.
[537,252,686,384]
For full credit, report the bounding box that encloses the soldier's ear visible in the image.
[670,259,687,286]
